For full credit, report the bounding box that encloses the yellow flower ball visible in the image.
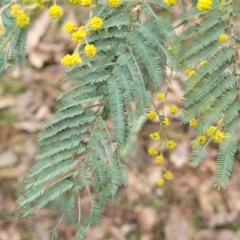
[108,0,121,8]
[69,0,81,4]
[213,130,224,143]
[61,53,82,67]
[167,140,176,149]
[147,111,157,120]
[200,60,208,66]
[64,22,76,34]
[72,29,85,43]
[81,0,92,7]
[48,5,62,19]
[168,45,177,54]
[163,0,178,7]
[189,118,198,128]
[38,4,45,10]
[11,4,23,17]
[16,13,30,28]
[218,34,228,42]
[148,148,158,156]
[197,135,206,145]
[206,126,216,136]
[157,178,164,187]
[184,69,191,75]
[164,171,173,180]
[157,93,165,101]
[155,155,164,164]
[169,105,178,114]
[197,0,212,11]
[90,16,103,30]
[150,132,160,140]
[185,69,196,77]
[0,23,5,37]
[84,44,97,57]
[162,117,170,127]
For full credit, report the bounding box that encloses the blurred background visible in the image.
[1,3,240,240]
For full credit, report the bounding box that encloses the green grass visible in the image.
[0,79,24,95]
[191,211,205,230]
[0,109,18,127]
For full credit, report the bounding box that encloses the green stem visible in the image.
[229,0,237,74]
[77,195,81,222]
[228,0,239,104]
[50,212,65,232]
[0,0,16,14]
[0,27,18,51]
[145,3,158,20]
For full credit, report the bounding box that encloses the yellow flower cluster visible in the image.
[11,4,22,17]
[167,140,176,149]
[185,69,196,77]
[147,81,177,188]
[150,132,160,140]
[81,0,93,7]
[84,44,97,57]
[163,117,170,127]
[213,130,224,143]
[108,0,121,7]
[69,0,95,7]
[64,22,76,34]
[164,171,173,180]
[168,45,177,54]
[61,53,82,67]
[192,125,226,149]
[62,15,103,67]
[69,0,82,4]
[197,135,206,145]
[48,5,62,19]
[39,4,45,10]
[163,0,178,7]
[32,0,42,3]
[148,148,158,156]
[157,93,165,100]
[197,0,212,11]
[0,23,4,37]
[16,13,30,27]
[189,118,198,128]
[157,178,164,187]
[10,4,30,28]
[90,16,104,30]
[155,155,164,164]
[200,60,208,66]
[72,27,89,43]
[169,105,178,114]
[206,126,224,143]
[148,129,175,187]
[156,171,174,187]
[147,111,157,120]
[218,34,228,42]
[206,126,216,136]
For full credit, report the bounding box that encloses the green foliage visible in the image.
[0,0,28,73]
[179,1,239,189]
[1,0,240,238]
[5,1,171,237]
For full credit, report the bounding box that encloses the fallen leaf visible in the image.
[165,205,195,240]
[0,150,17,167]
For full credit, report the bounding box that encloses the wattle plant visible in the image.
[0,0,240,238]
